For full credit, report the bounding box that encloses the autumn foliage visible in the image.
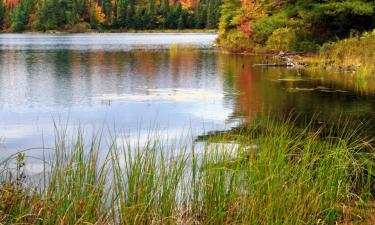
[219,0,375,53]
[0,0,222,32]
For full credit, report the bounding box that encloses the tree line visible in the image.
[218,0,375,52]
[0,0,221,32]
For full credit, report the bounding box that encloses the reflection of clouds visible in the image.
[93,88,224,102]
[0,34,241,157]
[0,45,223,112]
[0,124,42,139]
[190,106,233,122]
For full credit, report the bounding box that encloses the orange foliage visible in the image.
[180,0,199,9]
[92,3,105,24]
[3,0,19,7]
[169,0,199,9]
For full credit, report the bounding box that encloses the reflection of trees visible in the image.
[0,48,217,109]
[169,45,198,82]
[218,54,262,124]
[217,53,375,136]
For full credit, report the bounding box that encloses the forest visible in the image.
[1,0,375,50]
[218,0,375,52]
[217,0,375,73]
[0,0,221,32]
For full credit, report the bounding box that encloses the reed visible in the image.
[320,31,375,76]
[0,117,374,224]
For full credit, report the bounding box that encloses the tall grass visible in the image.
[0,117,374,224]
[320,31,375,75]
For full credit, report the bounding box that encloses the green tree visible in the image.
[102,0,113,27]
[0,0,6,30]
[127,0,136,29]
[117,0,128,28]
[206,0,218,29]
[34,0,69,31]
[195,0,207,29]
[11,0,34,32]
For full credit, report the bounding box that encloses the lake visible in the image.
[0,33,374,161]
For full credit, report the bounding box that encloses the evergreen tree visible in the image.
[195,0,207,29]
[127,0,136,29]
[0,0,6,30]
[2,0,224,31]
[117,0,128,29]
[11,0,34,32]
[206,0,215,29]
[147,0,157,29]
[34,0,69,31]
[176,4,184,29]
[102,0,112,27]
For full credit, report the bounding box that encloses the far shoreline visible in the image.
[0,29,218,35]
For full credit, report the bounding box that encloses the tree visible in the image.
[117,0,128,28]
[126,0,136,29]
[34,0,69,31]
[11,0,34,32]
[206,0,216,28]
[102,0,113,27]
[89,2,105,29]
[1,0,223,31]
[0,0,6,30]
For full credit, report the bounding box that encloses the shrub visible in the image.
[70,22,91,33]
[218,29,253,52]
[266,27,298,52]
[320,30,375,74]
[250,11,289,45]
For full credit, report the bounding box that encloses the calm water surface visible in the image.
[0,33,374,161]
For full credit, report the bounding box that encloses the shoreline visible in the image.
[0,29,218,35]
[217,46,372,74]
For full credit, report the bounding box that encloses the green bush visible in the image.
[250,11,289,45]
[218,29,253,52]
[266,27,298,52]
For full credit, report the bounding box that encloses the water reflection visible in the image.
[0,34,373,158]
[0,34,237,156]
[218,54,375,133]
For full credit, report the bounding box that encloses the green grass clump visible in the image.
[0,118,374,224]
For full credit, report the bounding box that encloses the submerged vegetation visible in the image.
[1,117,374,224]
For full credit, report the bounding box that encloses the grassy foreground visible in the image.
[0,118,374,224]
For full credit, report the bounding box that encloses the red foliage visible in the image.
[239,1,265,38]
[4,0,19,7]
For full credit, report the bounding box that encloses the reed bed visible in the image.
[320,31,375,76]
[0,118,374,224]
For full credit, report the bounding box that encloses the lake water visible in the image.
[0,33,374,161]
